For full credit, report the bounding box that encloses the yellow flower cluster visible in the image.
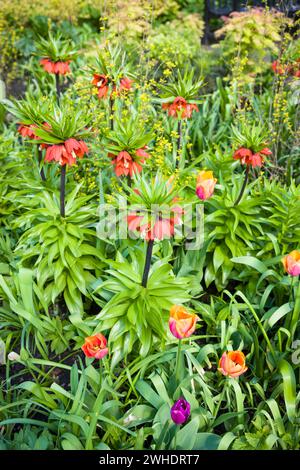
[150,134,173,173]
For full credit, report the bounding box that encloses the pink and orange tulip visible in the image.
[196,170,217,200]
[282,250,300,277]
[169,305,199,339]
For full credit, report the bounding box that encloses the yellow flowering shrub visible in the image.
[102,0,179,40]
[147,13,204,67]
[215,7,291,83]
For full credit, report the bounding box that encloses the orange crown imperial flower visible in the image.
[40,58,71,75]
[92,74,109,99]
[169,305,199,339]
[45,138,88,166]
[92,75,133,99]
[18,123,39,140]
[81,333,108,360]
[196,170,217,200]
[162,96,199,119]
[128,209,183,242]
[282,250,300,277]
[218,350,248,378]
[119,77,133,91]
[109,146,150,178]
[233,147,271,168]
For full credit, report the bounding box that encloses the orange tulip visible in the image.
[169,305,199,339]
[282,250,300,277]
[81,333,108,360]
[196,170,217,200]
[218,351,247,378]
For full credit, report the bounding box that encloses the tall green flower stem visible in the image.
[60,165,66,217]
[175,119,182,169]
[38,147,46,182]
[175,339,182,383]
[141,239,154,287]
[287,277,300,347]
[213,381,228,419]
[229,377,245,426]
[238,291,276,360]
[55,74,61,101]
[234,165,250,206]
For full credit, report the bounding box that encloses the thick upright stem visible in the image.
[142,239,154,287]
[234,165,250,206]
[175,120,182,169]
[126,174,132,189]
[288,278,300,347]
[60,165,66,217]
[175,339,182,383]
[55,74,61,102]
[38,148,46,182]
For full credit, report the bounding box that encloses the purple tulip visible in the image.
[170,398,191,425]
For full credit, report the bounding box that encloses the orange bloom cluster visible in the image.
[116,77,133,94]
[162,96,199,119]
[81,333,108,360]
[45,138,88,166]
[18,124,39,139]
[40,58,71,75]
[92,74,133,99]
[92,74,109,98]
[128,206,183,241]
[109,147,150,178]
[18,123,50,151]
[272,59,300,78]
[233,147,271,168]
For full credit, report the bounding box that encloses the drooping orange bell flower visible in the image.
[40,58,71,75]
[18,124,38,139]
[162,96,199,119]
[169,305,199,339]
[233,147,271,168]
[45,138,88,166]
[81,333,108,359]
[282,250,300,277]
[272,59,300,78]
[127,203,183,242]
[118,77,133,92]
[92,74,109,99]
[272,60,288,75]
[218,351,248,378]
[196,170,217,200]
[109,147,150,178]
